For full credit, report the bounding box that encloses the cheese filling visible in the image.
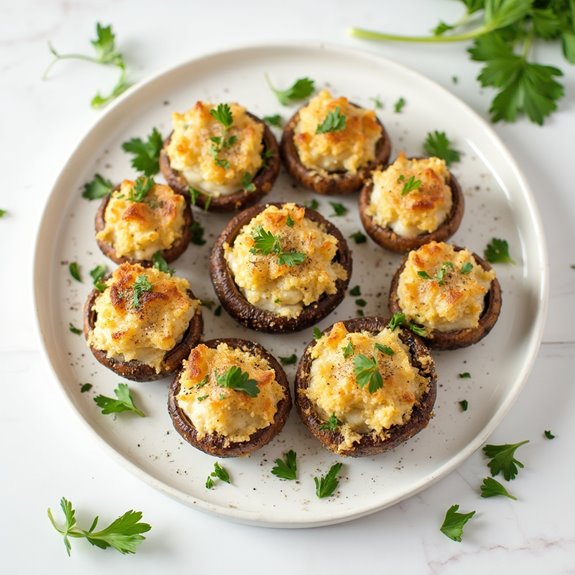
[367,153,453,238]
[397,241,496,332]
[176,343,285,444]
[294,90,382,174]
[223,203,348,319]
[166,101,264,196]
[87,263,199,372]
[305,322,429,453]
[96,179,186,261]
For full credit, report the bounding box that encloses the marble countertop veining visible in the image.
[1,1,575,573]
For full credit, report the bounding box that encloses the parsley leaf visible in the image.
[349,285,361,297]
[350,230,367,244]
[47,497,151,556]
[90,264,108,292]
[353,355,384,393]
[423,131,462,165]
[69,323,82,335]
[374,342,394,356]
[314,462,343,498]
[370,95,384,109]
[121,128,164,176]
[132,274,152,309]
[278,251,306,267]
[329,202,348,216]
[483,440,529,480]
[459,399,469,411]
[279,354,297,365]
[440,504,476,542]
[320,414,341,431]
[480,477,517,499]
[544,430,555,440]
[458,372,471,379]
[240,171,256,192]
[151,251,174,275]
[69,262,82,282]
[316,107,346,134]
[209,103,233,129]
[400,175,422,195]
[313,327,323,340]
[388,312,406,331]
[263,114,283,127]
[206,462,231,489]
[342,340,354,359]
[216,366,259,397]
[306,198,320,210]
[271,450,297,480]
[250,226,281,255]
[94,383,145,417]
[190,221,206,246]
[394,97,406,113]
[80,383,93,393]
[127,176,154,202]
[484,237,515,264]
[82,173,114,200]
[460,262,474,275]
[266,75,315,105]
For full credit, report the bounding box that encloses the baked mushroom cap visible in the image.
[358,162,465,253]
[280,105,391,195]
[209,202,352,333]
[83,280,203,382]
[168,338,292,457]
[388,247,502,350]
[159,113,280,212]
[95,184,194,265]
[295,316,437,457]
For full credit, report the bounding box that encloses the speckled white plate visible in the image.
[33,43,548,528]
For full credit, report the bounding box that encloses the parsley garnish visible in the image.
[350,231,367,244]
[190,221,206,246]
[151,251,174,275]
[320,414,341,431]
[459,399,469,411]
[279,354,297,365]
[400,175,422,195]
[205,462,231,489]
[306,198,320,210]
[127,176,154,202]
[263,114,283,127]
[209,103,233,128]
[313,327,323,340]
[393,97,406,113]
[271,450,297,480]
[240,172,256,193]
[460,262,474,275]
[278,251,306,266]
[440,504,475,542]
[316,107,346,134]
[483,440,529,480]
[417,261,454,285]
[286,213,295,227]
[82,173,114,200]
[375,342,394,355]
[458,372,471,379]
[94,383,145,417]
[480,477,517,500]
[44,23,131,109]
[349,285,361,297]
[216,366,259,397]
[408,322,427,337]
[353,354,383,393]
[329,202,348,216]
[484,238,515,264]
[80,383,93,393]
[342,340,354,359]
[47,497,150,556]
[90,264,108,292]
[68,323,82,335]
[314,462,343,498]
[214,305,222,317]
[250,226,306,267]
[69,262,82,282]
[423,131,461,165]
[544,430,555,440]
[355,298,367,308]
[388,312,405,330]
[266,75,315,105]
[132,274,152,309]
[370,95,384,109]
[201,299,215,311]
[122,128,163,176]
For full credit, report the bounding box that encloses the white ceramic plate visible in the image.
[34,44,548,528]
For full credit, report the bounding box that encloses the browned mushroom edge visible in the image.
[209,202,352,333]
[294,316,437,457]
[168,338,292,457]
[358,164,465,253]
[159,113,281,212]
[83,283,203,382]
[388,248,502,350]
[94,184,194,265]
[279,105,392,195]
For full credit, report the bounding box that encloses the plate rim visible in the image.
[33,41,549,528]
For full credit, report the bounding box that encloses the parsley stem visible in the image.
[43,44,116,80]
[348,25,488,43]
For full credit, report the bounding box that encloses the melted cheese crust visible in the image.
[176,343,285,444]
[397,241,496,332]
[368,153,452,238]
[305,322,429,453]
[88,263,199,371]
[166,101,264,196]
[294,90,382,174]
[96,180,186,260]
[224,203,348,318]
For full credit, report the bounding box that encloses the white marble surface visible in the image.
[1,0,574,572]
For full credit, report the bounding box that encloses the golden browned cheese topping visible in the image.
[96,179,186,260]
[223,203,348,318]
[305,322,429,453]
[88,263,199,372]
[294,90,382,174]
[176,343,285,444]
[367,153,453,238]
[166,101,264,196]
[397,241,496,332]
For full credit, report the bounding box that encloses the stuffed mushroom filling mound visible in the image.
[223,203,348,319]
[166,101,264,196]
[306,322,430,454]
[175,342,286,445]
[367,153,453,238]
[397,241,496,332]
[294,90,382,174]
[97,178,186,261]
[87,263,199,372]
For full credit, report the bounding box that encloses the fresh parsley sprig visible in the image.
[215,366,259,397]
[94,383,145,417]
[353,354,384,393]
[127,176,154,202]
[314,462,343,498]
[82,173,114,200]
[250,226,306,267]
[151,251,174,275]
[440,504,476,542]
[132,274,152,309]
[480,477,517,499]
[423,131,462,165]
[122,128,164,176]
[399,174,422,195]
[47,497,151,556]
[316,107,346,134]
[271,450,298,480]
[483,440,529,480]
[320,414,341,431]
[484,237,515,264]
[205,462,231,489]
[266,75,315,105]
